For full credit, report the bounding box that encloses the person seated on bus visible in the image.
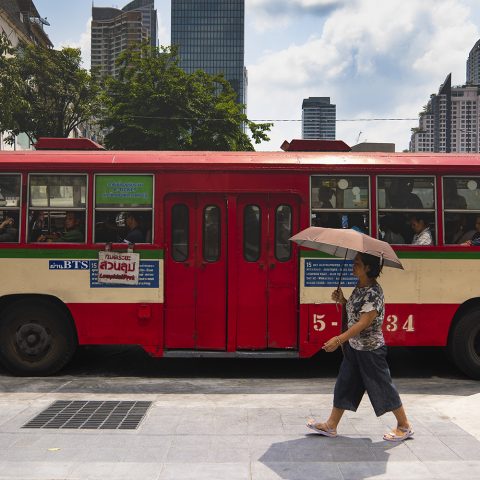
[387,179,423,209]
[379,214,405,244]
[462,215,480,246]
[317,185,335,209]
[29,211,46,242]
[444,179,467,210]
[446,214,476,244]
[37,212,84,243]
[124,212,146,244]
[349,213,367,234]
[410,212,433,246]
[0,215,18,242]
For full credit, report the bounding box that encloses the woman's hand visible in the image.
[331,288,346,304]
[323,336,342,352]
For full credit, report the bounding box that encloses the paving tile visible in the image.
[252,461,342,480]
[159,462,250,480]
[0,461,74,480]
[339,461,432,480]
[424,460,480,479]
[68,461,163,480]
[436,434,480,461]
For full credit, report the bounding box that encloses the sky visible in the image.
[34,0,480,151]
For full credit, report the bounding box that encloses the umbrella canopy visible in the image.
[290,226,404,270]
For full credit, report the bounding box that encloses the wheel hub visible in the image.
[16,323,51,356]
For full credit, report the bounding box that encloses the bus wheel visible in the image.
[0,300,77,376]
[449,307,480,380]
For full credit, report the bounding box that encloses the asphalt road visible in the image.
[0,345,478,396]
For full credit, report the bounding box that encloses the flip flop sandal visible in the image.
[306,419,337,437]
[383,426,414,442]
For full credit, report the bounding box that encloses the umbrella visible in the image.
[289,226,404,270]
[290,227,403,309]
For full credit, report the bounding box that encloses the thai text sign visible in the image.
[98,251,140,285]
[95,175,153,207]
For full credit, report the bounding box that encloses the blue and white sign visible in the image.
[305,259,357,287]
[90,260,159,288]
[49,260,90,270]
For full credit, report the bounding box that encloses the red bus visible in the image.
[0,140,479,377]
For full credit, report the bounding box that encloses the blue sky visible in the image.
[34,0,480,151]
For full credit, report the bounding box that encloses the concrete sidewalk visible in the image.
[0,390,479,480]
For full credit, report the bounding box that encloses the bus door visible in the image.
[236,195,299,350]
[164,195,227,350]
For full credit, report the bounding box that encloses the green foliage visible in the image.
[0,37,100,144]
[100,44,272,151]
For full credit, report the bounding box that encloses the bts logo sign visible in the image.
[98,251,140,285]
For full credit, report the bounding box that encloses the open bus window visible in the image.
[443,177,480,244]
[94,211,152,244]
[310,176,370,232]
[29,175,86,208]
[377,176,436,245]
[0,210,19,243]
[28,210,85,243]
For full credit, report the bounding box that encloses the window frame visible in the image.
[0,173,22,244]
[27,173,88,244]
[93,173,155,244]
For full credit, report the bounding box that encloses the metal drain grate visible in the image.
[22,400,152,430]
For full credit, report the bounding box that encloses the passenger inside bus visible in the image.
[0,213,19,242]
[386,179,423,209]
[124,212,146,244]
[444,179,467,210]
[36,212,84,243]
[410,212,433,245]
[461,215,480,246]
[379,214,405,244]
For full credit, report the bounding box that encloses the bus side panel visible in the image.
[69,303,163,354]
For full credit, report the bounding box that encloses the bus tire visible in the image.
[448,307,480,380]
[0,300,77,376]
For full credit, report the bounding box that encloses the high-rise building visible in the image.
[91,0,157,79]
[410,74,480,153]
[467,39,480,85]
[171,0,246,105]
[302,97,336,140]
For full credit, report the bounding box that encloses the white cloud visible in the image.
[58,17,91,70]
[248,0,480,151]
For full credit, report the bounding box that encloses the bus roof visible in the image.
[1,150,480,173]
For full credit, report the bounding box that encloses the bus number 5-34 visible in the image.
[386,314,415,332]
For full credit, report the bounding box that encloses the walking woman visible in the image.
[307,252,413,442]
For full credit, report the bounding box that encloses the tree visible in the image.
[0,36,100,144]
[99,44,272,151]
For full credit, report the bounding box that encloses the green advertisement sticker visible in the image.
[95,175,153,207]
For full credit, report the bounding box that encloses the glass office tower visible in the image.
[171,0,246,106]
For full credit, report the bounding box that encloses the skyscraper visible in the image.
[171,0,246,106]
[410,74,480,153]
[467,39,480,85]
[91,0,157,79]
[302,97,336,140]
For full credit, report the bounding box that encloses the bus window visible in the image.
[29,175,86,208]
[94,174,154,244]
[28,174,87,243]
[377,176,436,245]
[29,210,85,243]
[171,204,189,262]
[203,205,220,262]
[0,174,21,243]
[275,205,292,261]
[311,176,370,233]
[443,177,480,244]
[244,205,261,262]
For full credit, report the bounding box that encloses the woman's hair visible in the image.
[359,252,383,278]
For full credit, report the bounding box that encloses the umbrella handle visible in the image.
[336,249,348,290]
